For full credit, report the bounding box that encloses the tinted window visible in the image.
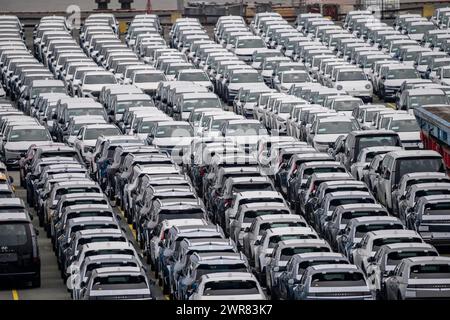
[0,222,29,246]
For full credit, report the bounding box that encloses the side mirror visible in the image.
[273,266,280,272]
[367,256,375,263]
[80,281,86,288]
[254,240,261,246]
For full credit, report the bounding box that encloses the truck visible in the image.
[414,105,450,171]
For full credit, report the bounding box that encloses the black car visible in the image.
[0,211,40,287]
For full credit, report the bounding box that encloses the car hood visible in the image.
[383,79,406,87]
[135,83,159,90]
[234,48,259,55]
[152,137,193,146]
[82,84,106,92]
[314,133,346,144]
[5,140,50,151]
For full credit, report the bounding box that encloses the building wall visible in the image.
[0,0,179,12]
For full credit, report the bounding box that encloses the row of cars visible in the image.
[0,14,158,300]
[1,9,450,300]
[156,11,450,300]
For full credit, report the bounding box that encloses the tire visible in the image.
[30,275,41,288]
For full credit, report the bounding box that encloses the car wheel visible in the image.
[31,275,41,288]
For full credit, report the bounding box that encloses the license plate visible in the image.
[0,253,18,262]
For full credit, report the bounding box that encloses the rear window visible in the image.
[281,246,330,261]
[258,222,306,235]
[0,222,30,246]
[203,280,259,296]
[232,183,273,193]
[355,223,403,238]
[387,250,438,266]
[92,275,147,290]
[372,237,422,251]
[310,272,366,287]
[409,264,450,279]
[243,210,289,223]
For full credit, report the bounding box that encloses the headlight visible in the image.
[365,84,372,89]
[337,85,343,90]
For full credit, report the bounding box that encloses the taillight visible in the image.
[33,257,40,265]
[224,199,232,208]
[161,232,165,240]
[200,167,206,177]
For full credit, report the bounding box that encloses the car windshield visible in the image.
[31,86,65,97]
[395,157,445,185]
[183,98,221,112]
[154,125,193,138]
[283,73,309,83]
[281,246,330,261]
[334,100,362,112]
[387,69,418,79]
[372,237,422,251]
[92,275,148,290]
[226,123,268,136]
[0,222,29,246]
[409,264,450,279]
[358,136,400,151]
[139,121,158,133]
[310,272,366,287]
[409,94,448,108]
[84,74,117,85]
[237,38,265,48]
[409,25,435,34]
[84,127,121,140]
[68,108,105,117]
[203,280,259,296]
[280,103,298,113]
[387,250,438,266]
[135,73,165,82]
[389,119,420,132]
[9,128,51,142]
[338,71,366,81]
[443,69,450,78]
[317,121,359,134]
[178,72,209,82]
[231,73,263,83]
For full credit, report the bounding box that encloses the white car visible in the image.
[331,68,373,102]
[351,229,423,273]
[78,71,117,99]
[309,116,359,152]
[189,272,266,300]
[384,114,423,149]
